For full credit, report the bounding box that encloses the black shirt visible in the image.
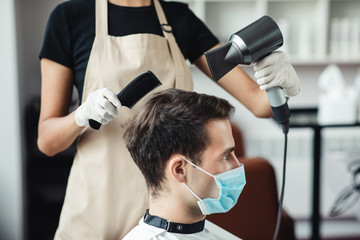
[39,0,219,100]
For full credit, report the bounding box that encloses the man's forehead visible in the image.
[203,119,235,153]
[205,119,232,139]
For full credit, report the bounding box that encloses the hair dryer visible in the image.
[205,16,291,134]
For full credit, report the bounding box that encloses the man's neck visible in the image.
[149,193,205,224]
[108,0,152,7]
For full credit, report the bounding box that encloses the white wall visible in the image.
[0,0,23,239]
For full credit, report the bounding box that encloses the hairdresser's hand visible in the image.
[253,51,300,97]
[75,88,121,127]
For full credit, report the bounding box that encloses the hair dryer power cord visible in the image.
[273,133,288,240]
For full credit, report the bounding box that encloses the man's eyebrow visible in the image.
[222,146,235,156]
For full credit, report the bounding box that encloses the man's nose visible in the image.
[229,153,241,169]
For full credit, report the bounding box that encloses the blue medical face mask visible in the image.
[182,157,246,215]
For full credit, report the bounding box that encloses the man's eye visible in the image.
[223,155,231,161]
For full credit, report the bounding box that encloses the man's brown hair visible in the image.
[124,89,234,195]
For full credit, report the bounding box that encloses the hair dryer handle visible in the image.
[266,87,291,134]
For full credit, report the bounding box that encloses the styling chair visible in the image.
[207,123,295,240]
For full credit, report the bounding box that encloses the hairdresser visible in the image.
[37,0,300,239]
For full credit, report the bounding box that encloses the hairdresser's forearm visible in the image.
[38,58,83,157]
[217,68,273,118]
[37,111,83,157]
[194,50,273,118]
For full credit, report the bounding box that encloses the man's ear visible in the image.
[167,154,187,183]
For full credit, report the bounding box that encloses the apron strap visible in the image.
[153,0,169,29]
[95,0,108,37]
[153,0,187,89]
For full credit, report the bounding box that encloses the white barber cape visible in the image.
[123,219,242,240]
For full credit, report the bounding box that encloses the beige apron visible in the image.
[54,0,193,239]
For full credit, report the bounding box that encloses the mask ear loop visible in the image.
[182,157,215,177]
[183,183,202,201]
[182,157,215,201]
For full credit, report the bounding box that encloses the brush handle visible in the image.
[89,71,162,130]
[88,119,102,130]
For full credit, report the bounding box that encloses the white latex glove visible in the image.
[253,51,300,97]
[75,88,121,127]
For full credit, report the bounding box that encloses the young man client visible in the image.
[123,89,246,239]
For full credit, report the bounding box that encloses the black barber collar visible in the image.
[143,209,205,234]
